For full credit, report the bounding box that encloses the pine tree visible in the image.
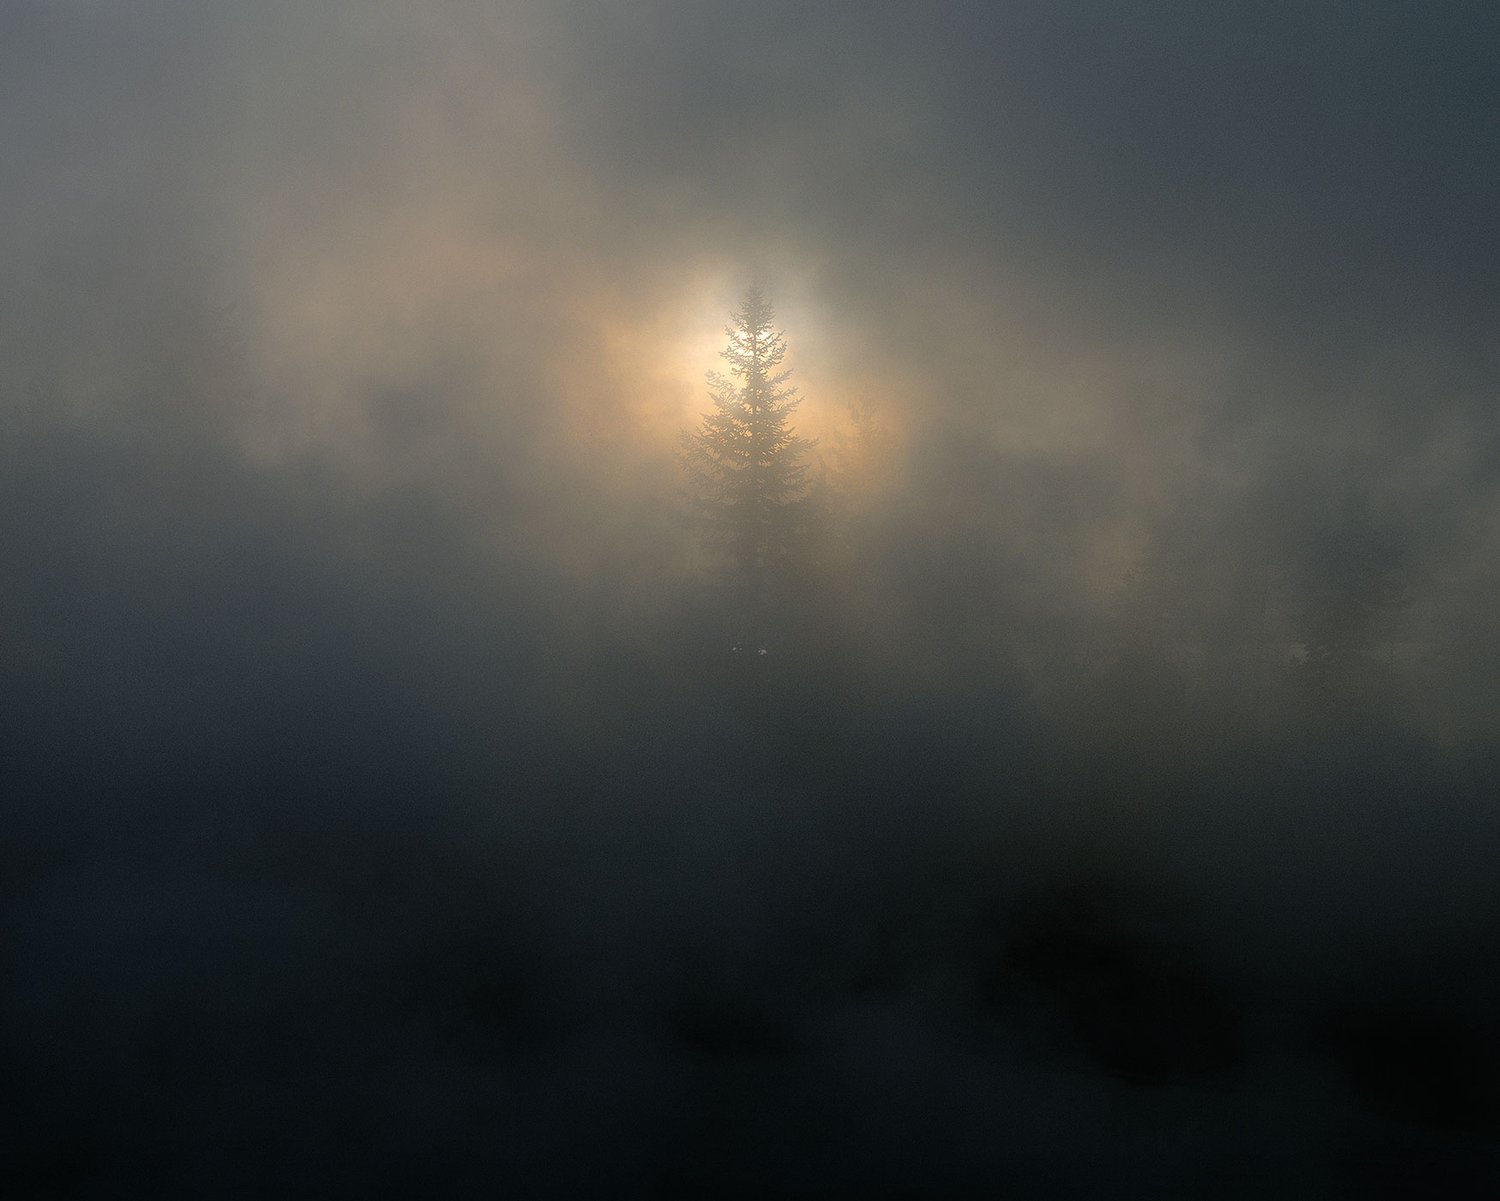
[824,398,893,528]
[681,284,814,623]
[1296,497,1411,709]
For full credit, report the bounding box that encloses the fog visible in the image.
[5,2,1500,1195]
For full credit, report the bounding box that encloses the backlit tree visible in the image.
[681,284,814,623]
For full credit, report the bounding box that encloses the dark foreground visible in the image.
[6,611,1499,1198]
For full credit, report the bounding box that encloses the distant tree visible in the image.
[1108,495,1292,729]
[1294,497,1412,709]
[681,284,814,630]
[825,397,893,508]
[801,396,893,582]
[1423,555,1500,739]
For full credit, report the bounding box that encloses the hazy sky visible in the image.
[11,3,1497,449]
[6,0,1499,710]
[7,2,1497,630]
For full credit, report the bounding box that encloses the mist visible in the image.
[5,2,1500,1195]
